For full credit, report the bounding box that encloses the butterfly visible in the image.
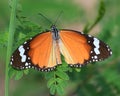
[10,25,112,71]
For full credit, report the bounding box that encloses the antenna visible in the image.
[38,11,63,26]
[38,13,53,25]
[54,11,63,25]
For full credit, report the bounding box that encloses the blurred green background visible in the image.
[0,0,120,96]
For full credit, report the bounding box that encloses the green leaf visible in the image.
[47,78,56,88]
[15,71,23,80]
[57,66,68,72]
[8,67,16,79]
[56,78,63,83]
[50,85,56,95]
[45,71,54,79]
[23,69,29,75]
[75,68,81,72]
[55,71,69,80]
[9,67,29,79]
[60,80,68,88]
[0,32,8,47]
[68,67,73,72]
[56,84,64,95]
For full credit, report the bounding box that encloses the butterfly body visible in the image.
[51,25,60,40]
[10,25,112,71]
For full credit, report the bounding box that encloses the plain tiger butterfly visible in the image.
[10,25,112,71]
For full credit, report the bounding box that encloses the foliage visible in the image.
[45,63,70,95]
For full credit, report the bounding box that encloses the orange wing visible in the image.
[11,32,59,71]
[29,32,57,70]
[59,30,92,66]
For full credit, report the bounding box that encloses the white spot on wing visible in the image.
[88,35,92,37]
[28,66,31,68]
[93,38,100,55]
[88,41,90,43]
[110,51,112,55]
[94,48,100,55]
[48,69,50,71]
[79,65,81,67]
[80,32,84,34]
[10,61,13,65]
[18,45,26,62]
[25,62,29,66]
[91,51,93,53]
[24,42,27,44]
[29,63,31,65]
[12,58,13,61]
[94,55,98,59]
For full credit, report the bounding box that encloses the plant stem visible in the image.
[5,0,18,96]
[83,0,105,33]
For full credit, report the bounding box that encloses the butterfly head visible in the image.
[51,25,60,40]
